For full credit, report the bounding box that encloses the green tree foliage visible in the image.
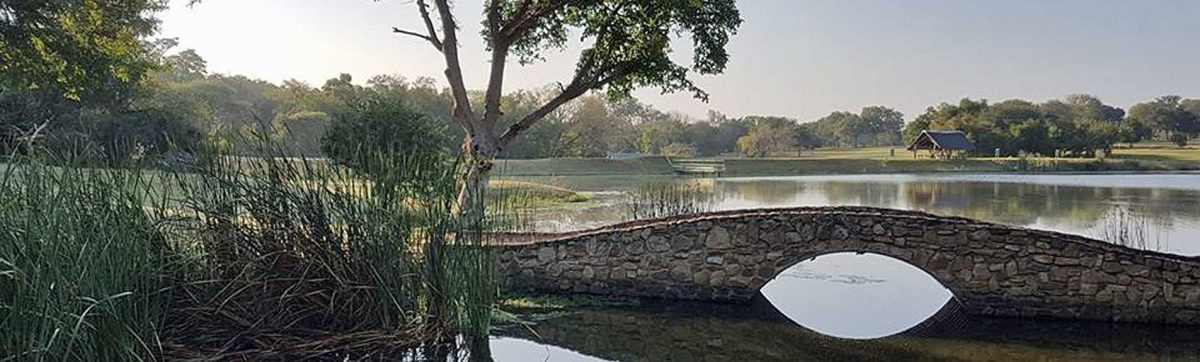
[909,95,1134,157]
[1127,96,1200,147]
[389,0,742,192]
[807,106,904,148]
[321,93,450,179]
[737,118,795,157]
[0,0,168,104]
[559,96,634,157]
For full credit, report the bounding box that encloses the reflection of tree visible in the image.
[898,181,1200,232]
[821,182,901,207]
[492,300,1200,361]
[717,180,807,205]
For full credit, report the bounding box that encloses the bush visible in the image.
[322,94,451,180]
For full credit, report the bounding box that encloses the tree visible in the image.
[161,49,209,82]
[0,0,168,106]
[661,142,698,157]
[859,106,904,146]
[390,0,742,202]
[322,93,450,180]
[1127,96,1199,147]
[637,117,688,154]
[792,124,823,153]
[737,122,794,157]
[559,96,632,157]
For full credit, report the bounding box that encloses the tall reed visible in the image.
[0,155,177,361]
[2,143,499,360]
[623,181,715,221]
[161,146,497,359]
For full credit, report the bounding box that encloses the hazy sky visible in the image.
[160,0,1200,122]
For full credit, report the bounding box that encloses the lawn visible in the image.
[495,145,1200,177]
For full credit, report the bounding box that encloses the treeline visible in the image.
[905,95,1200,157]
[5,45,1198,162]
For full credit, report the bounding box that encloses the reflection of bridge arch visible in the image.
[497,207,1200,324]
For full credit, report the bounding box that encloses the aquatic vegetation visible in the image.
[0,147,499,360]
[1094,204,1168,251]
[0,155,178,361]
[623,181,715,220]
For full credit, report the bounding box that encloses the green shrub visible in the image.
[321,93,451,181]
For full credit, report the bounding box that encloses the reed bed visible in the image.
[1,148,498,360]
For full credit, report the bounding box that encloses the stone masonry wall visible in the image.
[496,206,1200,324]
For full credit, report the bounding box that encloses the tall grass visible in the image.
[623,182,715,221]
[1,145,499,360]
[162,148,496,359]
[0,156,177,361]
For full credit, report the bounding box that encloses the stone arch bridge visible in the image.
[496,207,1200,324]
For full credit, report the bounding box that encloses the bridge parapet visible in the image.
[497,207,1200,324]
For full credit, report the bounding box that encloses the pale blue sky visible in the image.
[160,0,1200,122]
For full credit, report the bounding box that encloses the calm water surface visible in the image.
[483,173,1200,361]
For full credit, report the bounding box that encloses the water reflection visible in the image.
[488,298,1200,361]
[488,173,1200,357]
[759,253,952,339]
[513,173,1200,255]
[487,337,607,362]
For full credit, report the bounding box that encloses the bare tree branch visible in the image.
[415,0,443,51]
[392,27,435,43]
[432,0,479,136]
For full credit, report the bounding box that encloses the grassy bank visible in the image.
[490,180,591,207]
[495,146,1200,177]
[496,156,674,176]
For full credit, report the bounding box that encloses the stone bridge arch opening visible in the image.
[760,251,956,339]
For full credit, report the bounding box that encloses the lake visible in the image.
[483,173,1200,361]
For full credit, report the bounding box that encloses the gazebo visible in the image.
[906,130,976,159]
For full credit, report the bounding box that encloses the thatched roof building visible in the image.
[906,130,976,158]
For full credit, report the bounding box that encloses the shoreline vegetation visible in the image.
[0,148,497,360]
[495,145,1200,177]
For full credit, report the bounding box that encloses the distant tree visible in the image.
[275,110,332,156]
[792,124,823,153]
[499,88,569,158]
[902,110,932,144]
[860,106,904,146]
[638,117,689,154]
[559,96,633,157]
[1127,96,1198,147]
[661,142,698,157]
[160,49,209,82]
[737,122,794,157]
[85,81,206,164]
